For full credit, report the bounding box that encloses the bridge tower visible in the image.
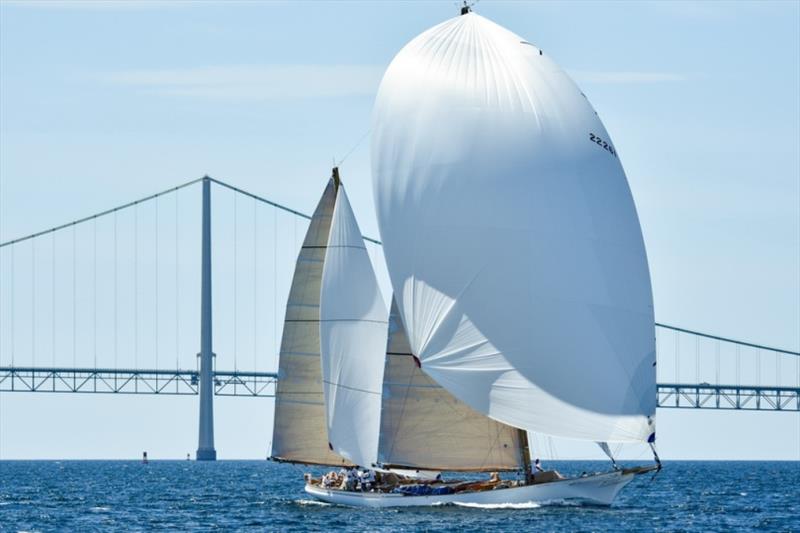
[196,177,217,461]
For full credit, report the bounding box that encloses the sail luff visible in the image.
[270,175,353,467]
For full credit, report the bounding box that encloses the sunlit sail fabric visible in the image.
[270,177,353,466]
[378,299,524,472]
[371,13,656,443]
[320,184,388,468]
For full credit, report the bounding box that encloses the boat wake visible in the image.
[453,501,542,510]
[294,499,332,507]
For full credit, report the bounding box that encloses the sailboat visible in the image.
[273,6,662,508]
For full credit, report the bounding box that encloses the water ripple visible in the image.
[0,460,797,532]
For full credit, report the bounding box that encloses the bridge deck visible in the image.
[1,367,798,410]
[0,367,276,397]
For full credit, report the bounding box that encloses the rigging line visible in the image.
[337,128,370,167]
[655,322,799,356]
[0,177,204,249]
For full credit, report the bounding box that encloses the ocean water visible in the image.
[1,460,798,532]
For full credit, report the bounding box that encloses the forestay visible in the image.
[371,13,656,443]
[320,184,388,468]
[271,177,353,466]
[378,299,524,472]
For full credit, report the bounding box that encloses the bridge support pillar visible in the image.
[196,177,217,461]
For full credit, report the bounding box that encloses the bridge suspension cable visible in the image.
[0,176,796,411]
[655,323,798,357]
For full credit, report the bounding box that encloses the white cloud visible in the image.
[99,65,385,101]
[569,70,686,84]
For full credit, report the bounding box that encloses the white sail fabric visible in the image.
[378,299,524,472]
[371,13,656,443]
[320,184,388,467]
[271,177,353,467]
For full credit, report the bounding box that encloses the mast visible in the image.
[518,429,532,484]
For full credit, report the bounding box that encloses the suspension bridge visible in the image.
[1,176,798,459]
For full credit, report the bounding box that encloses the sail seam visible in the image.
[322,380,382,396]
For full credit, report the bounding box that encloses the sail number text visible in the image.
[589,133,617,158]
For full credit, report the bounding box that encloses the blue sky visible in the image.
[0,0,798,460]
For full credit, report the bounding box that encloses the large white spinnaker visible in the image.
[320,181,388,467]
[371,13,656,443]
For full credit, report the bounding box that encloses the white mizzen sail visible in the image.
[320,183,388,468]
[371,13,656,443]
[271,176,352,466]
[378,299,524,472]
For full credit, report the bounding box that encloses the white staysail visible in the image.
[371,13,656,443]
[378,299,525,472]
[271,176,353,467]
[320,183,388,467]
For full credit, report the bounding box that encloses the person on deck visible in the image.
[340,468,357,491]
[530,458,545,480]
[361,469,376,492]
[322,471,336,488]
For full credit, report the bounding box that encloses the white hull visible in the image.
[305,471,636,508]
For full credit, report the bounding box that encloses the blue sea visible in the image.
[1,461,798,532]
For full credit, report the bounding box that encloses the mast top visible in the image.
[460,1,472,16]
[332,166,340,189]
